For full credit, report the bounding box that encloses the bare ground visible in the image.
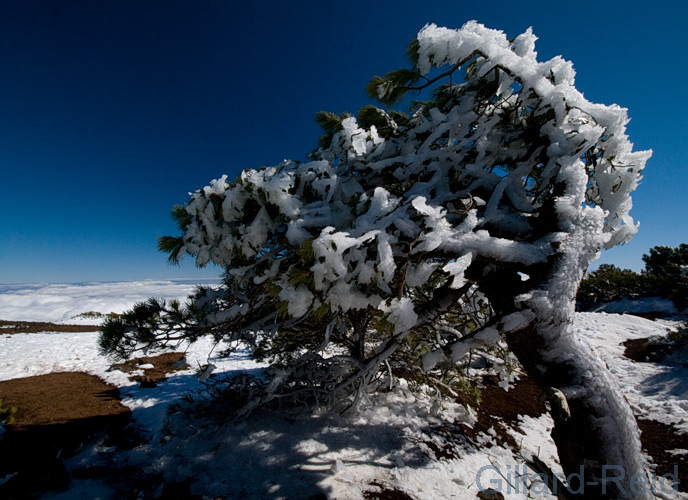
[0,319,100,334]
[0,372,132,499]
[0,332,190,499]
[0,322,685,498]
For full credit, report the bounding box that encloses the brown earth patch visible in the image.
[0,319,99,334]
[460,376,547,450]
[637,418,687,493]
[110,352,188,385]
[0,372,132,499]
[0,372,129,427]
[459,375,688,495]
[623,334,687,363]
[625,311,671,321]
[420,376,548,462]
[623,337,673,362]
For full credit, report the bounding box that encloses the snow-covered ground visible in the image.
[577,312,688,437]
[0,282,686,499]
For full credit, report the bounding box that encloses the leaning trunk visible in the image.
[506,323,650,499]
[493,239,651,499]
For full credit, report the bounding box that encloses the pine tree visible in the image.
[101,22,651,498]
[643,244,688,308]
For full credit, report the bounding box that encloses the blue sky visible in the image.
[1,0,686,284]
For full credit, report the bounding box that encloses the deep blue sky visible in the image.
[1,0,686,284]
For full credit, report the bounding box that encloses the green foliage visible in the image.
[157,205,190,264]
[170,203,193,230]
[643,244,688,275]
[576,264,648,310]
[448,374,482,408]
[72,311,122,320]
[642,244,688,308]
[405,37,421,67]
[577,244,688,310]
[158,235,184,264]
[99,298,188,360]
[364,37,425,107]
[0,399,17,425]
[366,69,424,106]
[314,110,352,149]
[667,323,688,346]
[356,106,398,139]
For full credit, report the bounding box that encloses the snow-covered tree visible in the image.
[101,22,651,498]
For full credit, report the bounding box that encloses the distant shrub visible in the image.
[576,264,648,310]
[0,399,17,425]
[72,311,122,320]
[577,244,688,311]
[642,244,688,309]
[667,322,688,346]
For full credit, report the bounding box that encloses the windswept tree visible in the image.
[102,22,651,498]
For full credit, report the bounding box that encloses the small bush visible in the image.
[643,244,688,309]
[576,264,648,310]
[72,311,122,320]
[577,244,688,311]
[0,399,17,425]
[667,323,688,347]
[447,374,482,408]
[623,322,688,363]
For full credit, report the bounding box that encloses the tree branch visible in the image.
[406,50,482,92]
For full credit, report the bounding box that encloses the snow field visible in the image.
[576,312,688,436]
[1,283,686,498]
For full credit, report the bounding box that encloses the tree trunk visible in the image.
[349,311,369,361]
[505,324,650,499]
[488,252,652,499]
